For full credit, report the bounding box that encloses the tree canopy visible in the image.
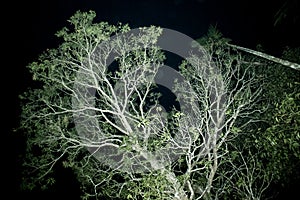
[17,10,300,200]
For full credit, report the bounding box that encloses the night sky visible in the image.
[6,0,300,199]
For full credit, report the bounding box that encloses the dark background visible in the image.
[5,0,299,199]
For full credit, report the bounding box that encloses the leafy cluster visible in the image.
[17,10,300,200]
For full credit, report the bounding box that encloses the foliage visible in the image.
[254,46,300,190]
[19,10,131,193]
[17,10,300,200]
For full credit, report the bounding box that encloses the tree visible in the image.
[243,46,300,198]
[18,11,287,199]
[273,0,299,27]
[222,33,300,198]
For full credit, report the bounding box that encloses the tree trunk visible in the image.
[227,43,300,71]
